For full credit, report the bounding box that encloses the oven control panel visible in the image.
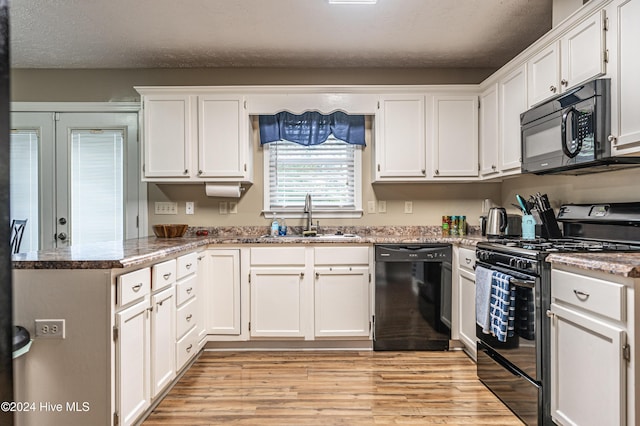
[476,249,539,275]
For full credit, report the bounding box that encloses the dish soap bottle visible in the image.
[270,214,280,237]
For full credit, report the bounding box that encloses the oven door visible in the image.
[475,261,541,382]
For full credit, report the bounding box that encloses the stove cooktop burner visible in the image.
[485,238,640,253]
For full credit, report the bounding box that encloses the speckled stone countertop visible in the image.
[547,252,640,278]
[12,226,483,270]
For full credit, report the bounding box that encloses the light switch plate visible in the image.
[219,201,228,214]
[155,202,177,215]
[378,200,387,213]
[404,201,413,214]
[229,202,238,214]
[367,200,376,214]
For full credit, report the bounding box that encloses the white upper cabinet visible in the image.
[607,0,640,155]
[374,95,426,181]
[499,64,527,175]
[527,10,606,107]
[141,93,194,179]
[198,95,250,179]
[479,83,500,178]
[137,88,252,183]
[430,94,479,178]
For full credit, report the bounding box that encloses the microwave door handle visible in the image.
[561,107,581,158]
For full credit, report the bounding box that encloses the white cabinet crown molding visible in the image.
[11,101,140,112]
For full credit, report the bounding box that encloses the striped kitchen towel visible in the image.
[489,272,516,342]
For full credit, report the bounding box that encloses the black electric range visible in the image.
[475,202,640,426]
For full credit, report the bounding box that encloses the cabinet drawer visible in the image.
[118,267,151,306]
[458,247,475,271]
[251,247,306,266]
[176,326,198,371]
[177,252,198,280]
[314,246,369,265]
[176,297,197,339]
[551,269,625,321]
[176,274,198,305]
[152,259,176,291]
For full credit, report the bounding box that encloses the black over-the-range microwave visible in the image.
[520,78,640,175]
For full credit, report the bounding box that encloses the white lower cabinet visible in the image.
[250,267,306,337]
[115,297,151,426]
[175,252,200,371]
[314,266,370,337]
[205,249,241,336]
[455,247,476,359]
[150,286,176,398]
[550,267,632,426]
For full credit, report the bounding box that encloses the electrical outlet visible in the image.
[367,200,376,214]
[229,202,238,214]
[404,201,413,214]
[185,201,195,215]
[154,202,177,215]
[35,319,65,339]
[378,200,387,213]
[219,201,228,214]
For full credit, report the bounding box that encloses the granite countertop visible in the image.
[547,252,640,278]
[12,226,483,270]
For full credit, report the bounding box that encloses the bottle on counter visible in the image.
[278,217,287,236]
[451,215,459,236]
[442,216,450,237]
[270,214,280,236]
[459,215,466,236]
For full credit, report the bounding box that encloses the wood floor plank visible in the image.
[143,350,524,425]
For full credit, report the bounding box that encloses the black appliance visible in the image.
[374,244,452,351]
[521,78,640,175]
[475,202,640,425]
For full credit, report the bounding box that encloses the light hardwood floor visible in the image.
[144,350,524,425]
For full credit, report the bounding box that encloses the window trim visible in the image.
[262,141,363,219]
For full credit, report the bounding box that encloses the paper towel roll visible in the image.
[205,183,242,198]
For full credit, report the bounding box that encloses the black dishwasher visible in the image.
[374,244,452,350]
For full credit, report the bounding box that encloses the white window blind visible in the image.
[10,130,39,252]
[268,137,358,210]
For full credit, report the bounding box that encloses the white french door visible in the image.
[10,109,143,250]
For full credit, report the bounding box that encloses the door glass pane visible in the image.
[10,130,39,252]
[70,129,124,245]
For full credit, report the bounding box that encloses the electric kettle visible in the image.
[486,207,507,237]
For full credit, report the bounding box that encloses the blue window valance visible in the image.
[259,111,365,146]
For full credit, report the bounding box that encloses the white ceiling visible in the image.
[9,0,552,69]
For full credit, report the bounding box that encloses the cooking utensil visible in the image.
[516,194,529,214]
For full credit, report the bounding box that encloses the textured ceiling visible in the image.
[9,0,552,69]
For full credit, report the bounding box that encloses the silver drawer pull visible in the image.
[465,258,472,264]
[132,283,143,292]
[163,273,172,280]
[186,344,193,353]
[186,263,192,269]
[186,287,193,294]
[573,289,590,301]
[186,314,193,321]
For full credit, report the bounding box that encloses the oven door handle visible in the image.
[509,277,536,289]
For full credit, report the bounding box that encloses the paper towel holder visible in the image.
[204,182,246,198]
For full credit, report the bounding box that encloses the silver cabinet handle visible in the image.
[186,344,193,353]
[546,309,555,319]
[573,289,590,301]
[561,79,568,86]
[186,263,192,269]
[186,287,193,294]
[465,258,472,264]
[186,314,193,321]
[132,283,143,292]
[163,273,171,280]
[550,85,557,93]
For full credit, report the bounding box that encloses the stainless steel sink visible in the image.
[260,233,360,240]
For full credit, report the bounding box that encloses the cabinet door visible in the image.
[527,41,561,106]
[314,266,370,337]
[150,286,176,399]
[250,267,305,337]
[116,298,151,426]
[479,84,500,178]
[431,95,479,178]
[560,10,606,90]
[142,94,194,178]
[457,268,476,359]
[374,95,426,180]
[550,303,625,426]
[196,252,208,347]
[499,65,527,174]
[608,0,640,154]
[206,249,241,335]
[197,95,248,179]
